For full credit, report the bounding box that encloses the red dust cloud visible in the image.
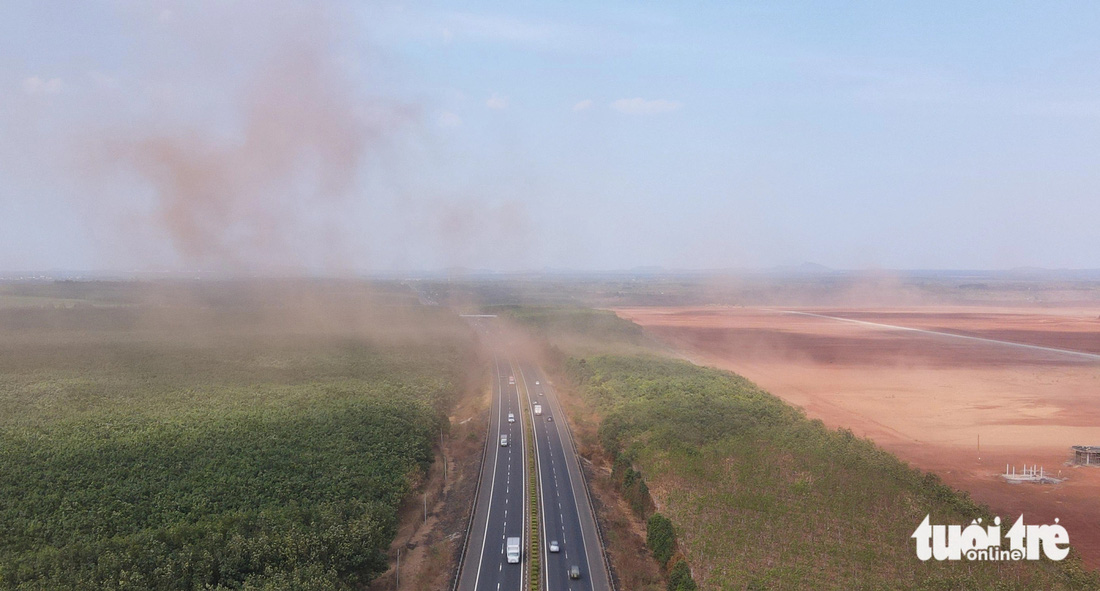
[75,2,415,272]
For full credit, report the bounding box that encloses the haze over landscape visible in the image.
[3,0,1100,273]
[4,4,1100,590]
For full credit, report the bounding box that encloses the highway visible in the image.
[457,355,528,591]
[456,327,611,591]
[516,361,611,591]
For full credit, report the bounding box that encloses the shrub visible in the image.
[667,559,697,591]
[646,513,676,568]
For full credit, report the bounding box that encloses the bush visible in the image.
[667,559,698,591]
[646,513,676,568]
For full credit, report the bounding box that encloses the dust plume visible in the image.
[77,1,413,272]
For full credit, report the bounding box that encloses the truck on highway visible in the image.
[533,404,542,416]
[506,537,521,564]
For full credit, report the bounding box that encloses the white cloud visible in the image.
[22,76,63,96]
[572,99,593,112]
[611,97,682,115]
[438,111,463,127]
[486,93,509,110]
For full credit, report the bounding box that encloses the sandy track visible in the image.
[615,305,1100,568]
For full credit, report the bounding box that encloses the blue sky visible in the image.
[2,1,1099,273]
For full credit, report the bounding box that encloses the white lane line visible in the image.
[780,309,1100,362]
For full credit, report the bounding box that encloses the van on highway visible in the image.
[508,412,515,423]
[533,404,542,416]
[500,435,508,447]
[506,537,521,564]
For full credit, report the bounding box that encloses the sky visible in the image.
[2,0,1099,273]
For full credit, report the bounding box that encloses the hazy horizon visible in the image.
[3,1,1099,274]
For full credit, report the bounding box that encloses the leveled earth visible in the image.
[614,305,1100,568]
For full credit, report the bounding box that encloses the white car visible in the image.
[535,380,540,385]
[500,435,508,447]
[508,412,515,423]
[549,540,560,553]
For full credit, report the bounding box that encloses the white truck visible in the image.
[506,536,521,564]
[533,404,542,416]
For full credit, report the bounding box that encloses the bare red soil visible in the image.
[615,305,1100,568]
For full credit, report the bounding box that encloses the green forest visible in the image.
[0,283,473,590]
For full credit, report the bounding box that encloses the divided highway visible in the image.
[456,325,611,591]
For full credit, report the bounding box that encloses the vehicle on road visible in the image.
[546,416,553,422]
[538,391,542,396]
[509,376,515,385]
[549,540,560,553]
[506,537,521,564]
[535,380,540,385]
[569,565,581,579]
[508,412,515,423]
[533,404,542,416]
[500,435,508,447]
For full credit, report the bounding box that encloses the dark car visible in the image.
[569,565,581,579]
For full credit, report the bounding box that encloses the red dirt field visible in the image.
[614,305,1100,568]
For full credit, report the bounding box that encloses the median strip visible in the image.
[525,380,542,590]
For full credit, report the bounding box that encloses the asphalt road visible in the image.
[516,361,612,591]
[457,355,528,591]
[456,332,611,591]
